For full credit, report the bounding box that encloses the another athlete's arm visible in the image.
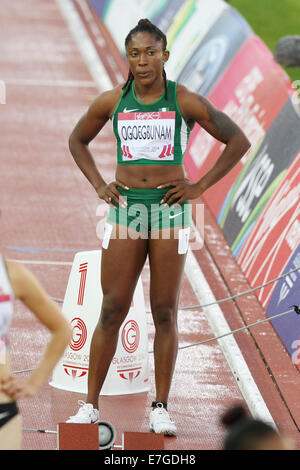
[69,86,128,207]
[0,261,72,400]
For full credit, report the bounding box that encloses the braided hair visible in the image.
[123,19,168,98]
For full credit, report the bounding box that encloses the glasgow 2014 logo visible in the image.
[70,317,87,351]
[121,320,140,353]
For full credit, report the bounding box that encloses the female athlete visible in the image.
[0,255,71,449]
[66,19,250,435]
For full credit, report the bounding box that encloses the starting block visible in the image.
[122,432,164,450]
[57,423,99,450]
[57,424,165,450]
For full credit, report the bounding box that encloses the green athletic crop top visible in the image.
[112,80,191,165]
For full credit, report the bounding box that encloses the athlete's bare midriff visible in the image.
[115,163,185,188]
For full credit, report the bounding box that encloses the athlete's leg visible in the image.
[148,227,187,405]
[0,414,22,450]
[87,224,148,408]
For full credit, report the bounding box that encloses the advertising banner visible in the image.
[50,251,149,395]
[265,246,300,364]
[177,7,252,97]
[165,0,228,81]
[151,0,186,33]
[237,153,300,308]
[220,99,300,251]
[184,37,292,219]
[235,153,300,363]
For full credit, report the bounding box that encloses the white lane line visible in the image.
[54,0,113,92]
[185,248,276,427]
[7,259,72,266]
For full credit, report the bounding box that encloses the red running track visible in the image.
[1,0,300,450]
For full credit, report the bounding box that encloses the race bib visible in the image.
[118,111,175,161]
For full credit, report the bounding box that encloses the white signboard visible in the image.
[50,251,149,395]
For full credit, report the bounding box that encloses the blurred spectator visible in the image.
[274,35,300,67]
[221,404,295,450]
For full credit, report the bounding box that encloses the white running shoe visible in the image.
[149,403,177,436]
[66,400,99,424]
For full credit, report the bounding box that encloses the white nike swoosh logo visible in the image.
[123,107,138,113]
[0,411,11,420]
[169,212,184,219]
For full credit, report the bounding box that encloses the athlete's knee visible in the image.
[99,297,128,332]
[152,303,177,331]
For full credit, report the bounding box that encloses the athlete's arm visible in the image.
[178,86,251,193]
[69,85,129,206]
[0,261,72,400]
[159,86,251,206]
